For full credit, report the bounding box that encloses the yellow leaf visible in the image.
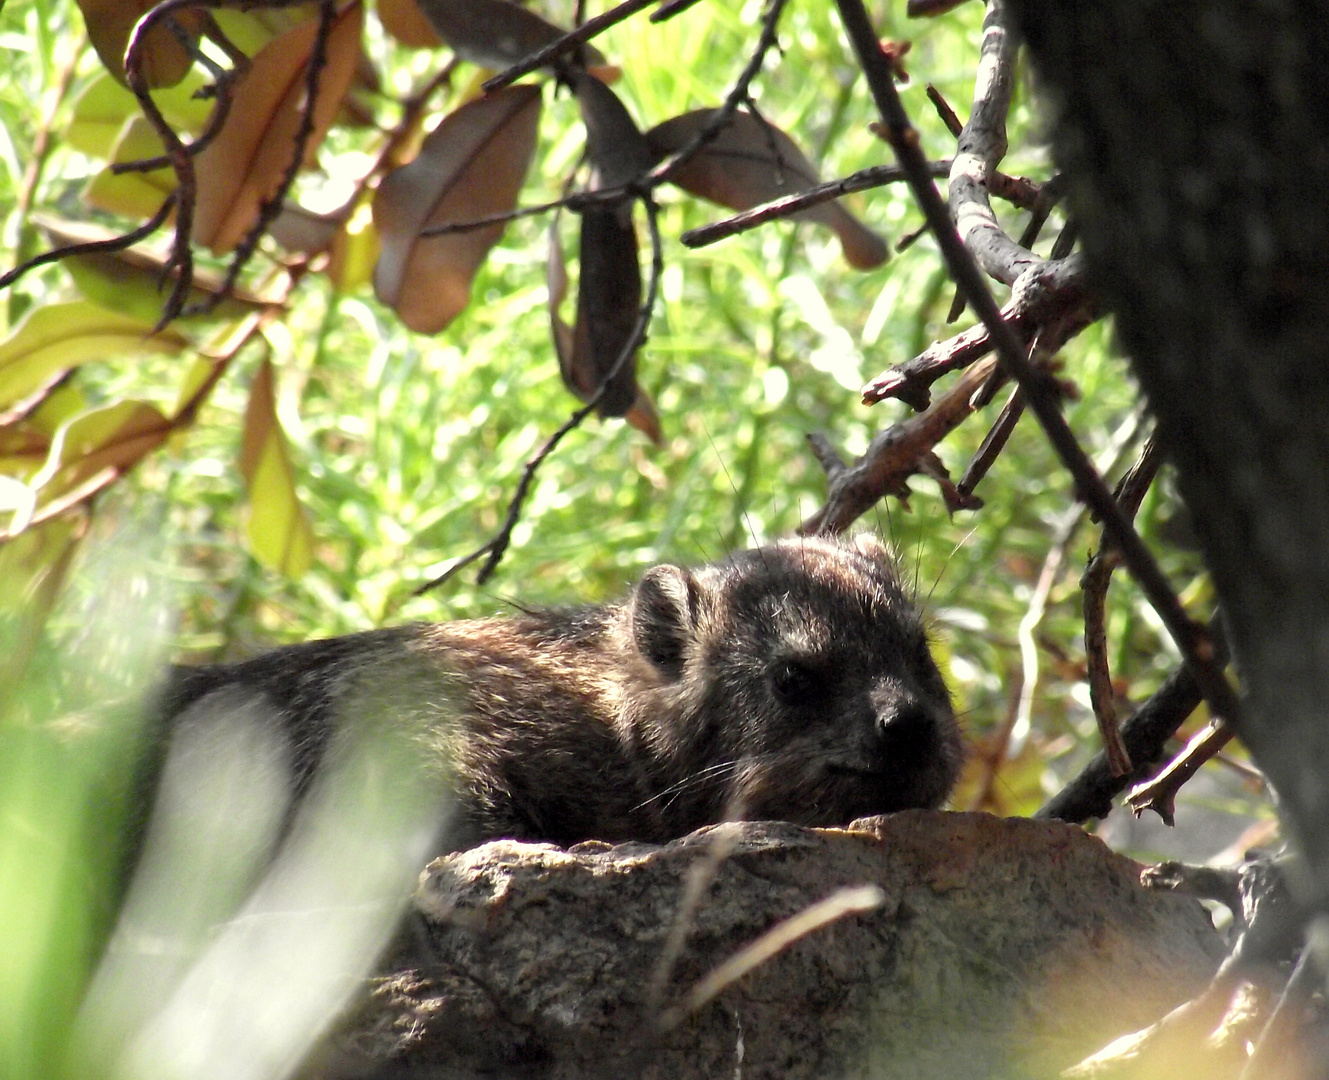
[239,359,314,578]
[67,70,213,158]
[327,202,380,292]
[0,302,187,412]
[82,116,177,220]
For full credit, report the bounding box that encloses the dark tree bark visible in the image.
[1005,0,1329,907]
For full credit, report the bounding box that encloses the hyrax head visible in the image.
[627,535,962,827]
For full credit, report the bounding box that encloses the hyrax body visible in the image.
[162,536,961,852]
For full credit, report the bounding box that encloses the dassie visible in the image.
[159,535,962,852]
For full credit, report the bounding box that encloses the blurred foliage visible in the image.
[0,1,1271,1076]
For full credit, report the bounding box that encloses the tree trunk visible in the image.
[1006,0,1329,907]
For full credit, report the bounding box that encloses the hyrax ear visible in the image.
[630,565,701,679]
[849,533,893,568]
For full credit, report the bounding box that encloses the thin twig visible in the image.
[656,885,885,1033]
[420,185,648,238]
[956,383,1023,498]
[483,0,660,91]
[0,195,177,292]
[415,196,666,593]
[123,0,206,326]
[1036,615,1229,823]
[801,354,997,534]
[650,0,705,22]
[861,254,1091,410]
[1127,719,1236,825]
[681,161,949,249]
[1080,436,1163,777]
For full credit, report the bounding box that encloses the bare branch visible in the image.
[956,382,1022,498]
[801,355,996,536]
[1035,617,1229,823]
[832,0,1241,732]
[681,161,948,249]
[862,254,1092,410]
[1127,719,1236,825]
[1080,436,1164,777]
[0,195,177,292]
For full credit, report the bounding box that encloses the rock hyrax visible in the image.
[161,536,961,851]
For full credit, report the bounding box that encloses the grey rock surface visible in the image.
[320,811,1224,1080]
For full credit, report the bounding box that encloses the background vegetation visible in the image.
[0,0,1270,1075]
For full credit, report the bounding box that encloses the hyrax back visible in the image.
[163,536,960,851]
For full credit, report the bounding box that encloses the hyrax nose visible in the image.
[875,699,941,763]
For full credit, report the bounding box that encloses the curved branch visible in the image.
[948,0,1046,285]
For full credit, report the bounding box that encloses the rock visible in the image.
[317,812,1224,1080]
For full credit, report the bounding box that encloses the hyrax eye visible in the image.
[771,659,827,706]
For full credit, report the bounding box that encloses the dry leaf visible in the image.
[192,3,365,254]
[414,0,604,69]
[570,206,642,419]
[376,0,441,48]
[572,71,654,190]
[373,84,541,333]
[648,108,889,269]
[544,212,659,441]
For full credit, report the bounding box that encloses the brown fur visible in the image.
[162,536,961,852]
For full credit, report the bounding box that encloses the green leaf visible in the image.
[30,400,172,495]
[66,70,213,159]
[82,117,177,220]
[0,302,187,412]
[239,358,314,578]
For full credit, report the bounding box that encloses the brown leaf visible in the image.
[373,85,541,333]
[648,109,889,269]
[76,0,203,87]
[414,0,604,69]
[376,0,441,48]
[192,3,365,255]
